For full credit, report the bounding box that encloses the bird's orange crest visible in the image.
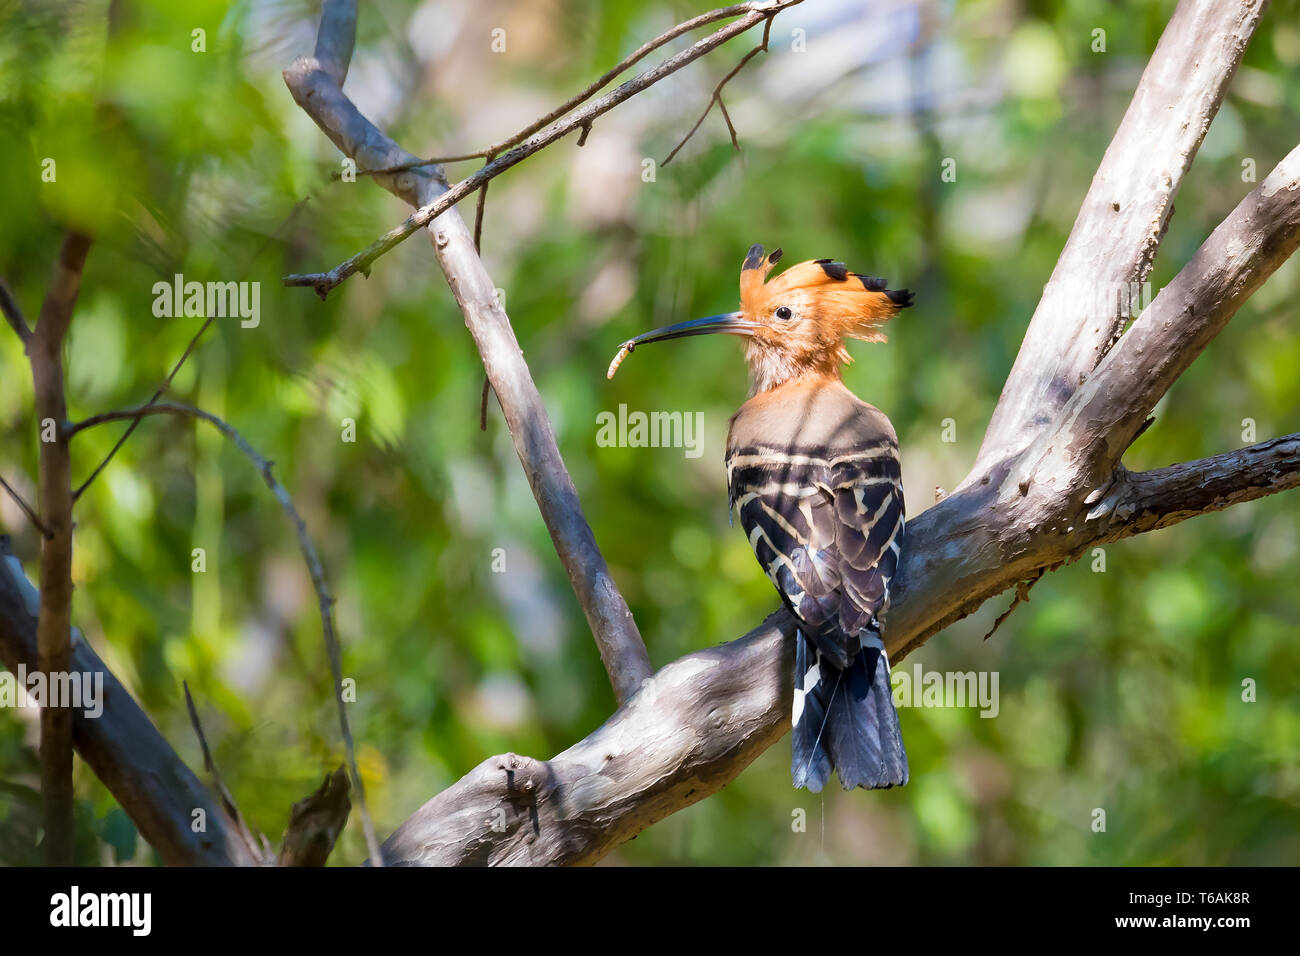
[737,243,913,391]
[739,243,912,347]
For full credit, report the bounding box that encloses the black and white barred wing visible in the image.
[729,447,904,669]
[830,450,904,638]
[730,455,841,654]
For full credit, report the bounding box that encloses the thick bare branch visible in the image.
[313,0,355,87]
[283,0,654,703]
[973,0,1267,475]
[884,435,1300,662]
[29,229,91,865]
[857,135,1300,663]
[381,611,793,866]
[886,138,1300,653]
[1093,434,1300,541]
[282,0,804,298]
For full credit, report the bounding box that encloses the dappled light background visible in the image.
[1,0,1297,864]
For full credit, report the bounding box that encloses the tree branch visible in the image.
[28,229,91,865]
[278,766,351,866]
[0,475,50,539]
[183,682,267,863]
[381,611,793,865]
[283,0,654,703]
[312,0,356,87]
[662,14,774,165]
[1092,434,1300,541]
[282,0,804,299]
[0,277,32,344]
[3,536,356,866]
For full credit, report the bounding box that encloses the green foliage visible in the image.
[0,0,1297,865]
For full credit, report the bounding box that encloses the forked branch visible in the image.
[973,0,1268,475]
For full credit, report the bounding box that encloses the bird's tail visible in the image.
[791,627,908,792]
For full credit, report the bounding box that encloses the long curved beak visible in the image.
[607,312,759,379]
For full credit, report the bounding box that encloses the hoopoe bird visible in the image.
[608,243,913,791]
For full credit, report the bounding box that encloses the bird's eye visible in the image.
[775,306,793,321]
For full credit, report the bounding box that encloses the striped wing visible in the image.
[729,447,904,669]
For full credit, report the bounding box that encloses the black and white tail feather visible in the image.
[792,622,908,792]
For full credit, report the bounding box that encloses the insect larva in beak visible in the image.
[606,341,635,379]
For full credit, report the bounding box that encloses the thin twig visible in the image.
[472,178,493,430]
[472,180,489,252]
[283,0,804,299]
[477,3,760,155]
[354,3,762,181]
[982,570,1045,641]
[479,375,492,431]
[356,153,488,177]
[0,278,32,343]
[716,97,739,151]
[72,318,214,502]
[69,400,385,865]
[335,153,487,181]
[72,198,310,503]
[663,16,773,165]
[182,681,266,863]
[0,475,51,538]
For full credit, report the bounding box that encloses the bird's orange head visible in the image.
[608,243,912,394]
